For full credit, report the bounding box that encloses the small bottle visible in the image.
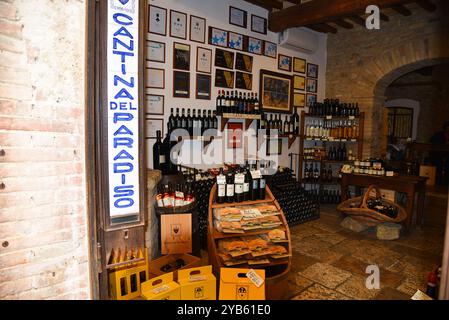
[156,185,164,207]
[174,184,185,207]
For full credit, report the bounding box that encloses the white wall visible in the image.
[146,0,327,171]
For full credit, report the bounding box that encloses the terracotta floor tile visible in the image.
[299,262,352,289]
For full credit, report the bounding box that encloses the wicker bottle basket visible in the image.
[154,199,197,216]
[336,185,407,226]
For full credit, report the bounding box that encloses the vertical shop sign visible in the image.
[107,0,140,218]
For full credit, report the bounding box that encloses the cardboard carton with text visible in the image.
[177,265,217,300]
[141,272,180,300]
[219,268,265,300]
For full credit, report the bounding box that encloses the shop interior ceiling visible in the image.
[244,0,437,34]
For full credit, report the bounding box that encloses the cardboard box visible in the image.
[149,253,202,281]
[161,214,192,254]
[177,266,217,300]
[419,165,436,186]
[141,273,181,300]
[219,268,265,300]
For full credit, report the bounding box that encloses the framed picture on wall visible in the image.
[294,57,306,74]
[229,6,247,29]
[306,93,317,107]
[278,54,292,72]
[259,69,293,114]
[248,37,262,55]
[196,74,211,100]
[235,52,253,73]
[294,75,305,91]
[170,10,187,39]
[146,67,165,89]
[251,14,267,35]
[173,42,190,71]
[173,71,190,98]
[306,78,318,93]
[307,63,319,78]
[228,32,245,51]
[146,40,165,63]
[293,93,305,108]
[145,118,164,139]
[148,5,167,36]
[263,41,277,59]
[190,15,206,43]
[215,48,234,70]
[227,123,244,149]
[209,27,228,47]
[236,72,252,91]
[146,95,164,115]
[196,47,212,74]
[215,69,234,89]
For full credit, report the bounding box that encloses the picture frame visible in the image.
[146,67,165,89]
[190,15,206,43]
[145,94,164,115]
[247,37,263,55]
[146,40,165,63]
[145,118,164,139]
[209,26,228,47]
[293,92,305,108]
[307,63,319,78]
[215,69,234,89]
[251,14,267,35]
[229,6,247,29]
[235,52,253,73]
[173,71,190,98]
[235,72,252,91]
[173,42,190,71]
[228,32,245,51]
[148,5,167,36]
[306,93,317,107]
[196,74,212,100]
[196,47,212,74]
[278,54,292,72]
[170,10,187,39]
[215,48,234,70]
[293,57,306,74]
[267,138,282,156]
[227,123,244,149]
[259,69,293,114]
[294,75,305,91]
[306,78,318,93]
[263,41,277,59]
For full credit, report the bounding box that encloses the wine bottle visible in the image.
[212,111,218,130]
[292,107,299,135]
[234,168,244,203]
[180,108,187,131]
[202,110,208,134]
[243,164,251,201]
[254,93,260,114]
[216,167,226,204]
[168,108,175,134]
[226,170,235,203]
[153,130,167,173]
[175,108,181,130]
[259,162,266,200]
[186,109,193,136]
[216,90,222,115]
[250,163,259,200]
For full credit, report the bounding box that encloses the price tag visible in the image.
[189,275,206,282]
[217,175,226,185]
[251,170,261,179]
[152,285,170,294]
[246,269,264,288]
[349,116,355,120]
[326,115,332,120]
[235,173,245,184]
[341,139,347,141]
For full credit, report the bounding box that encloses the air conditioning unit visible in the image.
[278,27,319,53]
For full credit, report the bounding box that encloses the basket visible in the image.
[336,185,407,226]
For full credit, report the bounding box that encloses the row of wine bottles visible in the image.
[156,182,195,208]
[216,90,261,115]
[305,119,359,140]
[259,111,300,135]
[309,99,360,117]
[153,130,178,175]
[304,163,342,183]
[304,187,342,204]
[168,108,218,136]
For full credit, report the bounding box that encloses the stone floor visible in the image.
[286,191,447,300]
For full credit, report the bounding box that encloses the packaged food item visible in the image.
[214,207,243,221]
[268,229,288,242]
[259,215,283,228]
[219,268,265,300]
[177,266,217,300]
[214,220,244,233]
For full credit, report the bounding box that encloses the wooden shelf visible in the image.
[227,259,289,268]
[213,226,287,239]
[210,197,274,209]
[304,114,361,120]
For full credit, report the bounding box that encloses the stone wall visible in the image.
[326,1,449,157]
[0,0,90,299]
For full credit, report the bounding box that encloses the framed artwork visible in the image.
[293,57,306,74]
[293,93,305,108]
[228,32,245,51]
[229,6,247,29]
[173,71,190,98]
[170,10,187,39]
[215,48,234,70]
[209,27,228,47]
[259,69,293,114]
[278,54,292,72]
[146,40,165,63]
[148,5,167,36]
[145,118,164,139]
[235,52,253,73]
[251,14,267,35]
[236,72,252,91]
[196,47,212,74]
[173,42,190,71]
[196,74,211,100]
[306,78,318,93]
[263,41,277,59]
[215,69,234,89]
[306,93,317,107]
[146,67,165,89]
[267,138,282,156]
[294,75,305,91]
[248,37,262,55]
[190,15,206,43]
[146,94,164,115]
[227,123,244,149]
[307,63,319,78]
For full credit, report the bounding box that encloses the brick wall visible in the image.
[0,0,90,299]
[326,1,449,157]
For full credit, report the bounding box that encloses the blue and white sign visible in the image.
[107,0,140,217]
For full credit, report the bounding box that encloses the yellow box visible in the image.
[141,273,181,300]
[218,268,265,300]
[177,266,217,300]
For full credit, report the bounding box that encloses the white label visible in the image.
[251,170,261,179]
[163,197,173,207]
[217,175,226,185]
[159,155,166,164]
[349,116,355,120]
[175,191,184,199]
[246,269,264,288]
[152,285,170,294]
[326,116,332,120]
[189,275,206,282]
[235,184,243,194]
[107,0,140,218]
[243,183,250,192]
[157,198,164,207]
[260,179,266,188]
[226,184,234,196]
[218,185,226,196]
[235,174,245,184]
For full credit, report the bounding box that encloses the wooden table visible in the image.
[340,173,427,234]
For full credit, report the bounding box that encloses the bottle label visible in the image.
[260,179,266,188]
[235,184,243,194]
[234,174,245,184]
[163,197,173,207]
[251,170,261,179]
[159,155,166,164]
[253,180,259,189]
[243,183,250,193]
[175,198,184,207]
[175,191,184,199]
[226,184,234,196]
[218,185,226,197]
[217,175,226,185]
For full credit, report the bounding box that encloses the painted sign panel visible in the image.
[107,0,140,218]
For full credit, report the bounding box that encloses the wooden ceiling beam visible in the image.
[244,0,283,11]
[346,15,366,26]
[308,23,338,34]
[391,4,412,15]
[416,0,436,12]
[332,19,354,29]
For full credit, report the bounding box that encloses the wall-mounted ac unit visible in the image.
[279,27,319,54]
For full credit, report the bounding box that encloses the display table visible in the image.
[340,173,427,234]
